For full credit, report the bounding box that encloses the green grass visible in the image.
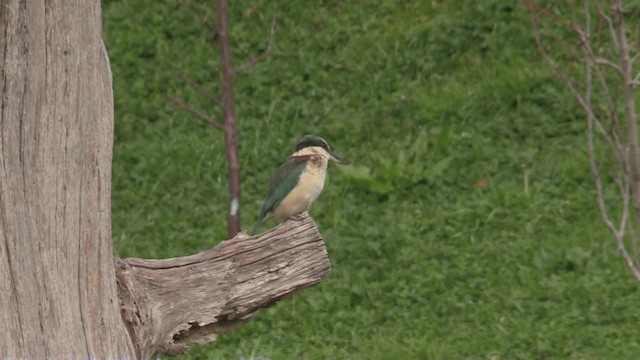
[103,0,640,359]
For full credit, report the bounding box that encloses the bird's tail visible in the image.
[251,218,264,236]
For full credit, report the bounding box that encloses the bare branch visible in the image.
[572,5,625,163]
[166,94,224,131]
[569,0,581,34]
[532,13,623,164]
[625,203,640,266]
[582,0,619,238]
[594,57,624,76]
[176,72,221,105]
[531,0,619,237]
[595,0,620,50]
[530,0,640,283]
[619,173,630,235]
[612,0,640,281]
[612,2,640,206]
[587,104,619,236]
[534,0,627,166]
[526,0,574,29]
[235,16,277,73]
[614,231,640,282]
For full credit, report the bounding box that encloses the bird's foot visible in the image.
[289,213,306,222]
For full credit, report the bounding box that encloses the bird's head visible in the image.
[296,135,348,164]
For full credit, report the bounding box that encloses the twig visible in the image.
[626,202,640,267]
[595,0,620,50]
[526,0,574,29]
[235,16,277,73]
[176,72,221,105]
[613,0,640,282]
[182,0,217,35]
[572,13,625,164]
[594,57,624,76]
[586,100,619,236]
[166,94,224,131]
[531,0,640,282]
[532,13,622,165]
[579,0,619,238]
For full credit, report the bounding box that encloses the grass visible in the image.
[103,0,640,359]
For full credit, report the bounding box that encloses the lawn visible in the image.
[103,0,640,359]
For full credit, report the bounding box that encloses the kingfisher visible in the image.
[251,135,348,235]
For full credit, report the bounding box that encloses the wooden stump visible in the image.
[115,212,330,358]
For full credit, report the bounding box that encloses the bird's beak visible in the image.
[329,150,349,164]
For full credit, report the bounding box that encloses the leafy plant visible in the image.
[339,127,453,195]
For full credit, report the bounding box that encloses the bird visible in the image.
[251,135,348,235]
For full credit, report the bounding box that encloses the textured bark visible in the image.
[116,213,330,358]
[0,0,135,358]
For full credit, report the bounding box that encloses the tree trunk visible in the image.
[0,0,135,358]
[0,1,331,358]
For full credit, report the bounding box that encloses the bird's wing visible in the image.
[259,155,309,217]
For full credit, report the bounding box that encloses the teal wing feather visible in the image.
[251,156,309,235]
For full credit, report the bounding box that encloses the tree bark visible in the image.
[0,0,135,358]
[0,1,331,358]
[116,213,329,358]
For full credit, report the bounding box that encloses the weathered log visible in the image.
[116,212,330,358]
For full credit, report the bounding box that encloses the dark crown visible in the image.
[296,135,330,151]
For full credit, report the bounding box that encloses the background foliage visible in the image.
[103,1,640,358]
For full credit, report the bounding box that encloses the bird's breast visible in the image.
[298,163,327,202]
[273,160,328,220]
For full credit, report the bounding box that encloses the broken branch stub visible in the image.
[115,212,330,358]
